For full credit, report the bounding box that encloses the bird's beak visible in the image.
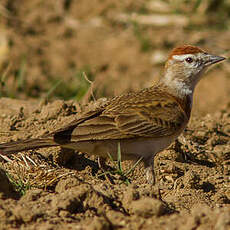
[204,54,226,67]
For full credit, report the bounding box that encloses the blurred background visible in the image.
[0,0,230,115]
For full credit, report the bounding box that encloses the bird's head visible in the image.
[161,45,226,97]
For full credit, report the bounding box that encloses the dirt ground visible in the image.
[0,1,230,229]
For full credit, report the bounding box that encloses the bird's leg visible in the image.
[143,156,156,184]
[144,156,163,200]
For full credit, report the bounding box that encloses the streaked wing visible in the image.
[56,86,188,142]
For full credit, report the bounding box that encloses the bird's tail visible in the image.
[0,138,58,155]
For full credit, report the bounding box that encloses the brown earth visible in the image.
[0,1,230,229]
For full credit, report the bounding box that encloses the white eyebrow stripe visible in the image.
[173,52,204,60]
[172,54,195,61]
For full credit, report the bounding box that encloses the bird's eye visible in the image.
[185,57,193,63]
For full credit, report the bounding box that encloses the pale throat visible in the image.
[160,70,194,112]
[161,70,195,98]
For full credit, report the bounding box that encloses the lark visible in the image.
[0,45,225,183]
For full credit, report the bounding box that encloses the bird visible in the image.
[0,45,226,184]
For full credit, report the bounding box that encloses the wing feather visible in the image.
[53,86,189,143]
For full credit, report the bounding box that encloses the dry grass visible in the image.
[0,151,74,194]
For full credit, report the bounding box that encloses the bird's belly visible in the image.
[63,135,178,160]
[120,136,177,159]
